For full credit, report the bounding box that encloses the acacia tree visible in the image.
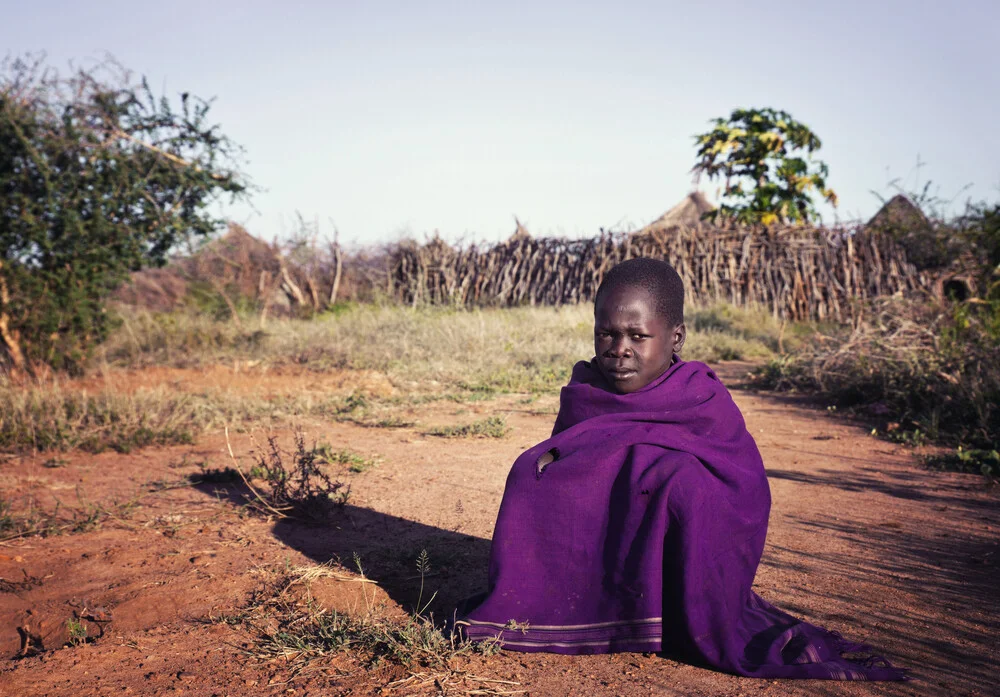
[0,55,247,373]
[692,108,837,226]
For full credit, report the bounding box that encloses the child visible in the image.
[457,258,905,680]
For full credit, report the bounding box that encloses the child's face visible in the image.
[593,284,685,394]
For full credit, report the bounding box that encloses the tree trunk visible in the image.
[0,261,26,372]
[329,241,343,306]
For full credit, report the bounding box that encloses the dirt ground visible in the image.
[0,362,997,696]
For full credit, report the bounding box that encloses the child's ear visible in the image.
[673,323,687,354]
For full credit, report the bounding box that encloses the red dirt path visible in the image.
[0,363,996,696]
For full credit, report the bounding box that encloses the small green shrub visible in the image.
[426,415,510,439]
[925,448,999,481]
[66,618,89,647]
[241,432,349,519]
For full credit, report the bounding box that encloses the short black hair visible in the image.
[594,257,685,327]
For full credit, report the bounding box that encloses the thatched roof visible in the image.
[637,192,715,234]
[507,217,531,242]
[865,194,957,271]
[114,224,287,311]
[866,194,929,232]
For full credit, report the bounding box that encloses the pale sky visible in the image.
[3,1,998,245]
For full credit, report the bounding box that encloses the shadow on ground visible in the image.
[187,423,999,696]
[189,476,493,616]
[767,463,996,510]
[761,467,999,693]
[272,506,493,617]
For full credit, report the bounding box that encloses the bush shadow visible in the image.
[758,471,999,692]
[766,464,996,511]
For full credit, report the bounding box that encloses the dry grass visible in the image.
[0,385,203,453]
[225,560,504,692]
[0,489,139,543]
[752,298,1000,470]
[3,302,800,455]
[0,382,336,454]
[101,302,792,389]
[0,377,423,454]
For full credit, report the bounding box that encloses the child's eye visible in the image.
[631,334,646,341]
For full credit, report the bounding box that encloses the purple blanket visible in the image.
[459,359,905,680]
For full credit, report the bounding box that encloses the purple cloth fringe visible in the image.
[458,359,906,680]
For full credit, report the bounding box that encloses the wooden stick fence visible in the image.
[388,225,932,322]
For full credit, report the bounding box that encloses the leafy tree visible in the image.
[0,55,247,373]
[692,108,837,226]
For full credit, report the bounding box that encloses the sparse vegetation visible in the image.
[686,303,811,361]
[426,416,511,439]
[100,302,787,386]
[1,302,797,455]
[0,489,137,542]
[100,304,597,391]
[314,443,381,473]
[752,296,999,472]
[925,447,999,481]
[750,197,1000,476]
[229,558,502,689]
[66,618,89,647]
[235,431,350,519]
[0,386,199,453]
[189,466,243,485]
[0,383,399,454]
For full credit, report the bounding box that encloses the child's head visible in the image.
[593,258,686,393]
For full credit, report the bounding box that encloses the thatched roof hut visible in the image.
[866,194,930,232]
[508,217,532,242]
[864,194,949,271]
[867,194,978,298]
[636,192,715,234]
[114,224,291,312]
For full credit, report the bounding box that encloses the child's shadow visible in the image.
[270,505,492,616]
[189,475,492,614]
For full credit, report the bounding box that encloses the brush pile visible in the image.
[754,297,1000,455]
[388,224,930,322]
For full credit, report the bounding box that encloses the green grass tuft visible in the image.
[314,444,381,473]
[426,415,510,439]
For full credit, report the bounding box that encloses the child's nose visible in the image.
[608,337,632,356]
